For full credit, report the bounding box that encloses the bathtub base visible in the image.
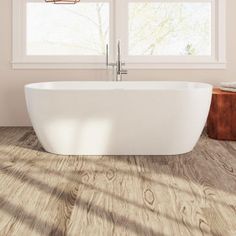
[43,147,195,156]
[35,116,201,156]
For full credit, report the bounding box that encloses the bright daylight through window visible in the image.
[27,3,109,55]
[128,2,211,56]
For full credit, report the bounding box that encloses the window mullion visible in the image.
[114,0,128,60]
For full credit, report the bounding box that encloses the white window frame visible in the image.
[13,0,115,69]
[12,0,226,69]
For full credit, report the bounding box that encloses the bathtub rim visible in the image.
[25,81,213,91]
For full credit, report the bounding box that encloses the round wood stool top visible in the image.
[213,88,236,95]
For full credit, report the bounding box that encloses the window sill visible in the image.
[12,61,226,70]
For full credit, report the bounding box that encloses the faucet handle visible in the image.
[121,69,128,75]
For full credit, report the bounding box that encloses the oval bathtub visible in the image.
[25,81,212,155]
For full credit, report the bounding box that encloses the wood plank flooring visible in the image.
[0,127,235,236]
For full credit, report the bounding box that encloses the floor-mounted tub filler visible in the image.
[25,81,212,155]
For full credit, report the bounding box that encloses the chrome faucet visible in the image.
[106,41,128,81]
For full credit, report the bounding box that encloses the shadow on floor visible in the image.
[0,127,235,235]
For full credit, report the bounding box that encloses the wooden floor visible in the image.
[0,128,235,236]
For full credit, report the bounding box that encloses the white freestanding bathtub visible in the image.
[25,81,212,155]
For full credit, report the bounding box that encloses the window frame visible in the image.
[12,0,226,69]
[13,0,115,68]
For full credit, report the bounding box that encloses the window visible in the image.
[13,0,113,67]
[128,2,212,56]
[13,0,226,69]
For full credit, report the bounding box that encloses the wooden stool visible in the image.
[207,88,236,140]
